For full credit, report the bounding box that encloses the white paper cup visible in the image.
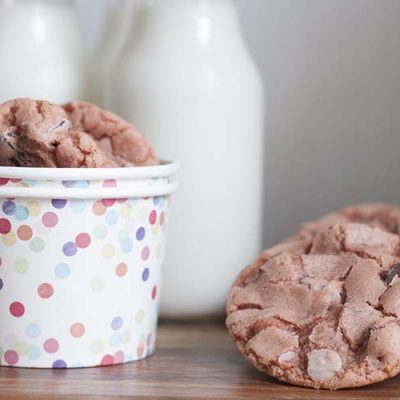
[0,162,178,368]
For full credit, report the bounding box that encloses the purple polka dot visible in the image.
[52,199,67,209]
[111,316,123,331]
[136,227,146,241]
[2,200,16,216]
[0,278,3,290]
[52,359,67,369]
[142,268,150,282]
[63,242,78,257]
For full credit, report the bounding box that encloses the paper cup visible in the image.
[0,162,178,368]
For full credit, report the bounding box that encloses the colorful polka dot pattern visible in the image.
[0,181,170,368]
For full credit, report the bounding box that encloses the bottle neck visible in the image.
[133,0,243,48]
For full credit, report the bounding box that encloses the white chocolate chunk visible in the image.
[278,351,295,363]
[307,349,342,381]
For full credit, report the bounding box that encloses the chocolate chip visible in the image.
[382,263,400,285]
[10,157,20,166]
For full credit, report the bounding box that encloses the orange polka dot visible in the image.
[70,322,85,338]
[137,343,145,358]
[115,263,128,277]
[92,200,106,216]
[17,225,33,241]
[38,283,54,299]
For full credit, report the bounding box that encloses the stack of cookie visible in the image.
[226,204,400,389]
[0,98,158,168]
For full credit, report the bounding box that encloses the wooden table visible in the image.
[0,322,399,399]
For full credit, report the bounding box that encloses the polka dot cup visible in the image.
[0,162,178,368]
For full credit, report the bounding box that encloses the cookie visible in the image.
[226,204,400,389]
[63,101,158,167]
[0,98,158,168]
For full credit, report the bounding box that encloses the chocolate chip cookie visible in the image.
[0,98,158,168]
[63,101,158,167]
[226,204,400,389]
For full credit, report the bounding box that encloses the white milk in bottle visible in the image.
[108,0,264,317]
[0,0,86,103]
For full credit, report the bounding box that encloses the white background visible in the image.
[77,0,400,247]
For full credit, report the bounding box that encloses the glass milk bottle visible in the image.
[0,0,86,103]
[88,0,135,106]
[109,0,264,317]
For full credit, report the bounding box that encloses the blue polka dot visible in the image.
[153,196,164,207]
[25,323,41,338]
[110,332,122,347]
[121,238,133,253]
[28,345,41,360]
[142,268,150,282]
[2,200,16,216]
[52,199,67,209]
[125,353,135,362]
[24,179,36,187]
[70,200,86,213]
[62,180,89,188]
[55,263,70,279]
[15,206,29,221]
[145,348,153,357]
[105,210,119,225]
[111,316,123,331]
[136,227,145,241]
[52,359,67,369]
[63,242,77,257]
[0,278,3,290]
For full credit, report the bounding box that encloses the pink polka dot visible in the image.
[152,286,157,300]
[103,179,116,188]
[10,301,25,317]
[0,178,9,186]
[70,322,85,338]
[116,198,127,204]
[0,218,11,234]
[4,350,18,365]
[75,233,91,249]
[141,246,150,261]
[160,212,165,226]
[102,199,116,208]
[38,283,54,299]
[101,354,114,366]
[42,212,58,228]
[147,333,152,347]
[10,179,21,183]
[43,338,59,353]
[149,210,157,225]
[113,350,124,364]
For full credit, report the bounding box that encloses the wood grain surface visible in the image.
[0,322,399,400]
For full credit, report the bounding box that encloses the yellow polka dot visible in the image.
[101,244,115,259]
[135,309,145,324]
[27,201,41,216]
[120,204,132,219]
[15,341,29,356]
[90,340,104,354]
[91,277,104,292]
[2,232,16,246]
[151,224,159,235]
